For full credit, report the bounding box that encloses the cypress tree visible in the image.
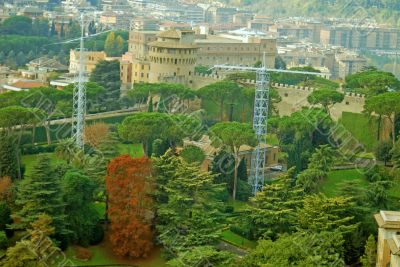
[0,134,19,180]
[12,155,67,237]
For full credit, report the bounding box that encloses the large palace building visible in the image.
[120,26,277,90]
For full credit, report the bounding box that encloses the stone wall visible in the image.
[192,73,366,120]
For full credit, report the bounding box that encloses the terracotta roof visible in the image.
[11,81,47,89]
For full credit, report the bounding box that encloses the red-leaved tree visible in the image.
[106,155,154,258]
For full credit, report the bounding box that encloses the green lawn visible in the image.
[60,244,166,267]
[221,230,256,249]
[340,112,378,151]
[320,169,368,197]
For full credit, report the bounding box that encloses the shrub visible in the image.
[89,223,104,246]
[0,231,8,249]
[74,246,93,260]
[225,206,234,213]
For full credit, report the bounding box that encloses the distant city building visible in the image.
[20,56,68,81]
[320,25,400,50]
[195,34,276,68]
[130,17,159,31]
[336,52,367,79]
[205,7,237,25]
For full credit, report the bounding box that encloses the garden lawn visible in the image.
[340,112,378,151]
[320,169,368,197]
[60,243,166,267]
[221,230,257,249]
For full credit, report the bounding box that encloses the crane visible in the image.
[212,62,325,195]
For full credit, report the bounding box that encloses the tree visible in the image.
[115,35,124,56]
[296,168,326,193]
[365,92,400,145]
[375,140,393,166]
[106,155,154,258]
[104,32,116,56]
[360,235,377,267]
[12,155,67,238]
[0,134,19,180]
[62,171,100,246]
[89,60,121,107]
[55,139,78,164]
[308,145,337,172]
[0,202,12,235]
[307,89,344,114]
[167,246,237,267]
[274,108,333,172]
[344,70,400,96]
[247,168,304,239]
[16,51,26,66]
[180,145,205,165]
[242,231,344,266]
[1,214,60,267]
[0,176,13,202]
[1,16,33,35]
[198,81,242,121]
[274,55,287,69]
[84,122,110,149]
[296,194,358,235]
[210,122,256,200]
[154,153,225,255]
[118,113,170,156]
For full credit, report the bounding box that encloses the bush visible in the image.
[225,206,234,213]
[0,231,7,249]
[89,223,104,246]
[21,143,57,155]
[74,246,93,260]
[236,180,252,202]
[229,223,253,240]
[180,145,205,164]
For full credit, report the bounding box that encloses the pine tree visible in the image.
[154,152,225,254]
[26,50,35,62]
[148,97,154,112]
[360,235,377,267]
[248,168,304,239]
[12,155,67,236]
[16,51,26,66]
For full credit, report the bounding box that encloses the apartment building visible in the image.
[320,25,400,50]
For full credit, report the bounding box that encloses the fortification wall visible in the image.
[192,73,366,120]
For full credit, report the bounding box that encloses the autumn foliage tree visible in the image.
[106,155,154,258]
[84,122,110,149]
